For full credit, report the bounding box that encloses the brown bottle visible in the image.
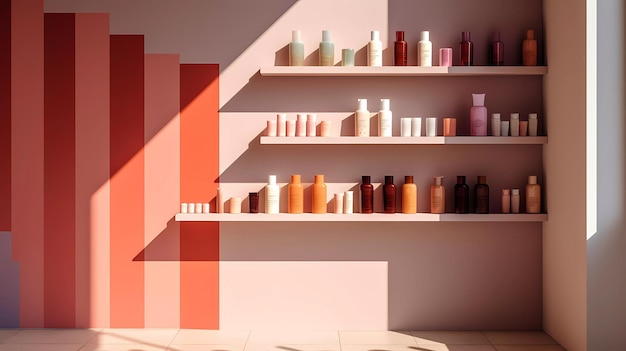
[454,176,469,214]
[522,29,537,66]
[361,176,374,214]
[402,176,417,214]
[525,176,541,213]
[288,174,303,214]
[383,176,396,213]
[475,175,490,214]
[312,174,327,214]
[394,31,407,66]
[430,176,445,214]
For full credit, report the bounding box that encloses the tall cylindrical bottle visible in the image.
[489,31,504,66]
[402,176,417,214]
[470,93,488,136]
[288,174,303,214]
[378,99,392,137]
[460,31,473,66]
[511,188,521,213]
[454,176,469,214]
[418,31,432,66]
[361,176,374,214]
[475,175,490,214]
[319,30,334,66]
[289,30,305,66]
[312,174,327,214]
[502,189,511,213]
[355,98,370,137]
[383,176,396,213]
[430,176,445,214]
[368,30,383,66]
[394,31,407,66]
[522,29,537,66]
[528,113,538,136]
[526,176,541,213]
[265,175,280,214]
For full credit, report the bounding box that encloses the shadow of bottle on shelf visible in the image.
[274,44,289,66]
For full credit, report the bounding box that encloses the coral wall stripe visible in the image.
[110,35,145,328]
[144,54,181,328]
[0,0,10,231]
[74,13,111,328]
[180,64,220,329]
[43,12,76,328]
[11,0,44,327]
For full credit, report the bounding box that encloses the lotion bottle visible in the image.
[319,30,334,66]
[383,176,396,213]
[470,93,488,136]
[289,30,305,66]
[418,31,433,66]
[394,31,407,66]
[368,30,383,66]
[402,176,417,214]
[489,31,504,66]
[510,113,520,137]
[474,175,490,214]
[288,174,303,214]
[378,99,392,137]
[511,189,520,213]
[265,175,280,214]
[430,176,445,214]
[454,176,469,214]
[528,113,538,136]
[361,176,374,214]
[460,31,473,66]
[356,98,370,137]
[526,176,541,213]
[502,189,511,214]
[523,29,538,66]
[312,174,327,214]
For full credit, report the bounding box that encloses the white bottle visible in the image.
[491,113,501,136]
[355,98,370,137]
[418,31,433,67]
[289,30,305,66]
[265,175,280,214]
[367,31,383,67]
[378,99,392,137]
[344,191,354,214]
[510,113,520,136]
[528,113,538,136]
[319,30,334,66]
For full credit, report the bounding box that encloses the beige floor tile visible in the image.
[171,330,250,345]
[0,329,21,343]
[80,344,168,351]
[243,344,340,351]
[167,345,245,351]
[88,329,178,345]
[247,331,339,345]
[339,331,416,345]
[417,345,497,351]
[411,332,489,345]
[483,332,557,345]
[0,344,83,351]
[341,344,419,351]
[493,346,566,351]
[5,329,99,344]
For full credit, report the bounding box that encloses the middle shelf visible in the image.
[260,136,548,145]
[175,213,548,222]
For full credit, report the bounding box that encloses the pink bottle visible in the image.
[470,93,487,136]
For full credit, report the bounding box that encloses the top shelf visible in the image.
[259,66,548,77]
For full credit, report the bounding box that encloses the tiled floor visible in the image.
[0,329,566,351]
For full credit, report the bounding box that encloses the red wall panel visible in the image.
[0,0,10,231]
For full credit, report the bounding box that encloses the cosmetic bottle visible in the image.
[306,113,317,137]
[501,189,511,214]
[418,31,433,66]
[454,176,469,214]
[319,30,334,66]
[475,176,490,214]
[394,31,407,66]
[195,202,202,214]
[188,203,196,214]
[522,29,537,66]
[217,188,224,213]
[470,93,488,136]
[383,176,396,213]
[460,31,473,66]
[296,114,306,137]
[501,121,510,136]
[203,203,210,214]
[342,49,355,66]
[249,193,259,214]
[402,176,417,214]
[526,176,541,213]
[277,113,287,137]
[334,193,344,214]
[266,120,277,137]
[361,176,374,214]
[312,174,327,214]
[511,188,520,213]
[378,99,393,137]
[289,30,305,66]
[510,113,520,137]
[368,30,383,67]
[180,203,188,214]
[430,176,445,214]
[288,174,303,214]
[491,113,501,136]
[355,99,370,137]
[344,191,354,214]
[528,113,538,136]
[401,118,411,137]
[265,175,280,214]
[489,31,504,66]
[229,198,242,214]
[520,120,528,136]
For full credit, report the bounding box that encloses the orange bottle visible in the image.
[430,176,445,214]
[402,176,417,214]
[288,174,303,214]
[312,174,327,214]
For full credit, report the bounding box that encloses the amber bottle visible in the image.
[383,176,396,213]
[361,176,374,214]
[454,176,469,214]
[402,176,417,214]
[288,174,303,214]
[394,31,407,66]
[475,175,490,214]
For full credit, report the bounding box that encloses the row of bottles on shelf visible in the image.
[180,175,541,215]
[289,29,538,67]
[264,94,540,137]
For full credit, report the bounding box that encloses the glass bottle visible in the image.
[460,31,473,66]
[475,175,490,214]
[361,176,374,214]
[430,176,445,214]
[383,176,396,213]
[454,176,469,214]
[394,31,407,66]
[402,176,417,214]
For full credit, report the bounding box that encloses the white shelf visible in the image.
[259,66,548,77]
[175,213,547,222]
[260,136,548,145]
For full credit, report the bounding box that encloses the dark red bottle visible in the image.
[361,176,374,214]
[475,175,490,214]
[454,176,469,214]
[489,32,504,66]
[383,176,396,213]
[394,31,407,66]
[460,31,473,66]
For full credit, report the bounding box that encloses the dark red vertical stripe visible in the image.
[43,13,76,328]
[110,35,145,328]
[0,0,11,231]
[180,64,219,329]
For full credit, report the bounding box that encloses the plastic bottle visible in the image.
[265,175,280,214]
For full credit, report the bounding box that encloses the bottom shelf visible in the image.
[175,213,548,222]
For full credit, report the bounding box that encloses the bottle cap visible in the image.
[315,174,324,183]
[292,30,302,42]
[492,113,501,120]
[502,189,510,195]
[249,192,258,196]
[291,174,301,183]
[380,98,390,111]
[268,175,277,185]
[528,175,537,184]
[362,175,371,184]
[385,175,394,184]
[526,29,535,40]
[396,31,405,41]
[529,113,538,119]
[472,93,486,106]
[462,31,471,42]
[358,98,368,111]
[421,31,429,41]
[434,176,444,185]
[456,175,466,184]
[405,175,414,184]
[322,30,331,42]
[477,175,487,184]
[510,113,519,120]
[371,30,380,41]
[493,31,501,42]
[512,188,520,195]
